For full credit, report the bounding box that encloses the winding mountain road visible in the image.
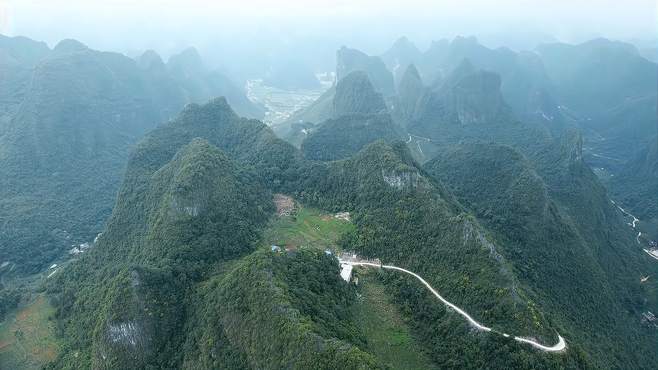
[644,249,658,261]
[341,260,567,353]
[611,200,642,244]
[406,133,432,157]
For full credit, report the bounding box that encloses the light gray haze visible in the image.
[2,0,656,77]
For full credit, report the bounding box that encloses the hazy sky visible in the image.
[1,0,656,74]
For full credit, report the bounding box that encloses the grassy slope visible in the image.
[261,205,354,251]
[0,295,59,370]
[353,270,436,370]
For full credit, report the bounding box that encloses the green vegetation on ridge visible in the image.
[30,61,658,370]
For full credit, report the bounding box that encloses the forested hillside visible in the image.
[38,85,658,368]
[301,72,401,160]
[301,114,401,161]
[295,141,587,368]
[0,35,50,125]
[424,143,658,368]
[282,47,395,130]
[45,100,288,368]
[0,38,171,274]
[401,61,545,161]
[337,46,396,97]
[166,47,264,119]
[44,100,391,369]
[381,36,555,120]
[283,37,658,368]
[0,36,261,275]
[183,249,381,369]
[609,136,658,225]
[2,27,656,370]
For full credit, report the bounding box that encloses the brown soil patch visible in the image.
[16,309,29,321]
[274,194,295,216]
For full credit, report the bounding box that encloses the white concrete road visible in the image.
[341,260,567,353]
[611,200,643,245]
[644,249,658,261]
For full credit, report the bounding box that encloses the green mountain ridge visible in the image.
[300,72,401,161]
[183,249,380,369]
[2,33,656,370]
[41,92,658,368]
[337,46,395,97]
[609,136,658,221]
[424,142,658,368]
[46,99,588,369]
[332,71,387,117]
[297,140,588,368]
[381,36,555,120]
[0,40,172,273]
[166,47,264,119]
[46,101,278,368]
[536,38,657,171]
[301,113,401,161]
[392,64,425,125]
[0,36,263,275]
[45,99,389,369]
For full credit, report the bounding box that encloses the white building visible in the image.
[340,263,353,282]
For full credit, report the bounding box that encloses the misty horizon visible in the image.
[2,0,657,76]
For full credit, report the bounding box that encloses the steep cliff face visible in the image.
[47,101,283,368]
[332,71,387,117]
[166,47,264,119]
[394,64,425,124]
[283,46,395,131]
[301,114,401,161]
[336,46,395,97]
[444,70,507,125]
[381,36,423,83]
[407,63,519,149]
[424,140,658,369]
[537,38,656,115]
[0,36,268,276]
[609,136,658,220]
[408,36,554,117]
[0,39,173,274]
[380,167,423,190]
[300,71,402,161]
